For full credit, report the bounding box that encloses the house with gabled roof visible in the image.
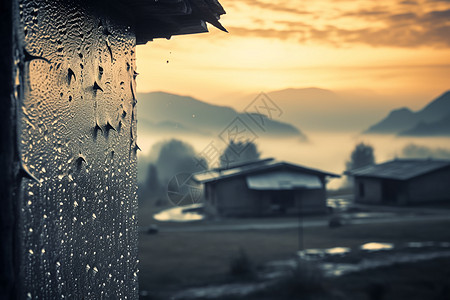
[346,159,450,205]
[193,158,340,217]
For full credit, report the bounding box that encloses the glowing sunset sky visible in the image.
[136,0,450,108]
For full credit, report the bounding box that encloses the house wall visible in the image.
[10,0,139,298]
[354,177,383,204]
[206,177,328,217]
[208,177,261,217]
[294,189,327,214]
[354,168,450,205]
[407,167,450,203]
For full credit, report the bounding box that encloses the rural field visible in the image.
[138,214,450,300]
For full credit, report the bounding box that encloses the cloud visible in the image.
[342,10,389,17]
[227,27,298,40]
[400,0,418,4]
[236,0,311,15]
[226,0,450,48]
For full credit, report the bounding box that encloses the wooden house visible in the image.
[193,158,340,217]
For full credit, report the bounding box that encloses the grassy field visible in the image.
[138,218,450,296]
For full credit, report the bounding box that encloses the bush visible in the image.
[229,248,256,279]
[250,260,329,299]
[282,260,325,294]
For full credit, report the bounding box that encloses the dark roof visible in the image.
[346,159,450,180]
[127,0,227,44]
[193,158,340,183]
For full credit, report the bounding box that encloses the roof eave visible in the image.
[127,0,227,45]
[193,162,341,183]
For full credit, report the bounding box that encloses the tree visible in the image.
[138,163,163,207]
[346,142,375,171]
[155,139,207,183]
[219,140,260,168]
[139,139,207,206]
[145,163,161,196]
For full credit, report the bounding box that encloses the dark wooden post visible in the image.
[0,0,225,298]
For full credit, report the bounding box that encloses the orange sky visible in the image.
[136,0,450,108]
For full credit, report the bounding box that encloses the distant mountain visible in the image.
[399,113,450,136]
[137,92,305,138]
[258,88,389,132]
[364,107,417,134]
[365,91,450,136]
[418,91,450,122]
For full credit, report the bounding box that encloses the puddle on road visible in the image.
[327,198,352,211]
[321,250,450,277]
[361,242,394,251]
[352,212,397,218]
[407,241,450,248]
[153,204,204,222]
[298,247,351,260]
[170,281,276,300]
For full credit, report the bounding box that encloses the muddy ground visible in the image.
[138,215,450,299]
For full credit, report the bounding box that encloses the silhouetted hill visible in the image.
[399,113,450,136]
[137,92,305,138]
[365,107,416,134]
[365,91,450,136]
[419,91,450,122]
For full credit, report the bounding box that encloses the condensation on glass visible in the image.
[14,0,138,298]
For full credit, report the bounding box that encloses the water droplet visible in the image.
[93,81,103,92]
[67,68,76,85]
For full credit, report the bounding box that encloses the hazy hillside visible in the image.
[259,88,389,132]
[418,91,450,122]
[137,92,305,138]
[399,113,450,136]
[364,107,417,134]
[365,91,450,136]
